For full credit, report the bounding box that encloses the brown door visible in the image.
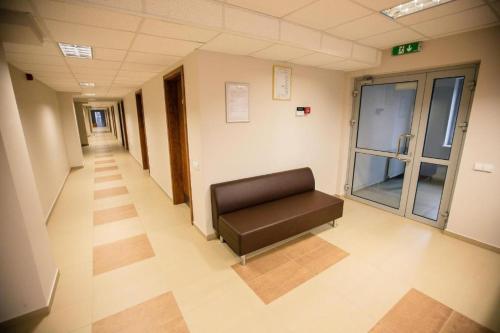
[111,106,117,138]
[135,91,149,170]
[117,102,126,146]
[164,66,193,221]
[120,101,129,150]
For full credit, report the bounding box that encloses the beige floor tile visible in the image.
[95,166,118,172]
[93,218,144,246]
[93,204,138,225]
[93,186,128,200]
[95,159,115,164]
[232,234,348,304]
[93,234,155,275]
[94,174,122,183]
[92,292,189,333]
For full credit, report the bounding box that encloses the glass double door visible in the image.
[346,66,476,228]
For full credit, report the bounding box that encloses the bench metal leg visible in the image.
[240,255,246,265]
[330,220,337,228]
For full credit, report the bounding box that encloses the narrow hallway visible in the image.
[16,132,235,332]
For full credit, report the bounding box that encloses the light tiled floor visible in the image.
[6,133,500,333]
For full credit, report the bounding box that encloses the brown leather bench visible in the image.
[210,168,344,264]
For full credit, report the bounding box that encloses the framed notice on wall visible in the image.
[225,82,249,123]
[273,65,292,100]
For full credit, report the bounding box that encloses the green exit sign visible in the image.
[392,42,422,56]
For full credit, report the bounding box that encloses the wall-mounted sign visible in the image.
[225,82,249,123]
[273,65,292,100]
[392,42,422,56]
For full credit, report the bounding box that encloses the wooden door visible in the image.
[135,91,149,170]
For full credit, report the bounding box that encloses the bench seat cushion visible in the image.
[218,190,343,255]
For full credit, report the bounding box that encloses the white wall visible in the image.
[342,26,500,248]
[9,66,71,221]
[57,93,84,168]
[127,51,346,235]
[123,93,142,166]
[0,44,57,323]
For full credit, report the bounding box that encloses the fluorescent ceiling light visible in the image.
[83,93,96,96]
[58,42,92,59]
[79,82,95,87]
[381,0,454,19]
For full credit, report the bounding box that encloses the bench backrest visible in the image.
[210,167,315,232]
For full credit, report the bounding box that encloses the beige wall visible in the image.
[0,45,57,323]
[343,26,500,248]
[123,93,142,167]
[57,93,84,168]
[74,101,89,146]
[9,65,70,222]
[128,51,346,235]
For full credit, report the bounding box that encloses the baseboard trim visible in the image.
[0,269,59,328]
[44,168,71,225]
[444,230,500,253]
[193,222,216,241]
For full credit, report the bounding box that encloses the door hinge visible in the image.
[350,119,356,126]
[344,184,351,192]
[457,122,468,132]
[468,80,476,91]
[352,90,359,97]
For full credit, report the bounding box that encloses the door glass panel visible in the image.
[357,81,417,153]
[352,153,406,209]
[422,77,464,160]
[413,163,448,221]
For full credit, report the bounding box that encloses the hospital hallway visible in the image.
[4,132,499,333]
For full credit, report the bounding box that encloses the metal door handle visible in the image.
[395,133,414,161]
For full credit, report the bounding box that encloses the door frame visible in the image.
[346,73,426,216]
[135,90,149,170]
[404,66,476,228]
[163,66,194,222]
[120,100,129,150]
[345,63,478,228]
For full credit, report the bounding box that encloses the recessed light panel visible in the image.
[79,82,95,87]
[83,93,96,96]
[381,0,454,19]
[58,42,93,59]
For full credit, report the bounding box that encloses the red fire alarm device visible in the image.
[304,107,311,115]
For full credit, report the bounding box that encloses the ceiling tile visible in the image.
[120,62,165,72]
[328,13,402,40]
[116,70,157,80]
[33,0,142,32]
[251,44,313,61]
[359,28,424,49]
[44,20,135,50]
[321,34,352,57]
[284,0,372,30]
[93,48,127,61]
[66,58,122,70]
[79,0,143,12]
[11,63,70,73]
[140,19,219,42]
[290,52,344,66]
[280,21,321,49]
[6,53,65,66]
[353,0,405,11]
[225,7,279,40]
[397,0,485,25]
[200,33,272,55]
[351,44,380,64]
[225,0,316,17]
[125,52,181,66]
[411,6,498,37]
[131,34,202,56]
[321,59,373,71]
[31,72,74,79]
[145,0,223,28]
[3,41,60,55]
[71,68,118,76]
